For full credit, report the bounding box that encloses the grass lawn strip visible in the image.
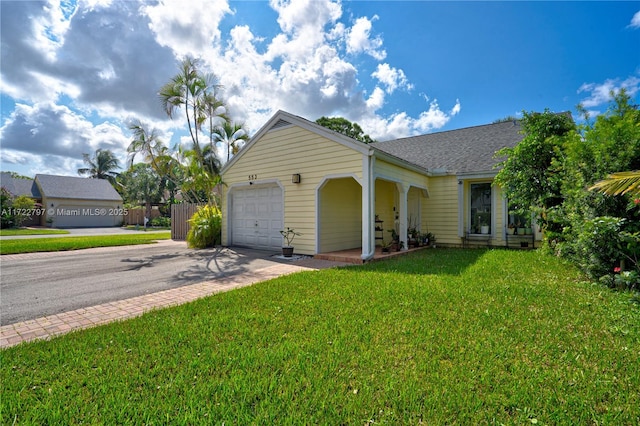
[0,231,170,255]
[1,249,638,424]
[0,228,69,236]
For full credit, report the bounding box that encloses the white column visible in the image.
[397,183,408,251]
[361,153,375,260]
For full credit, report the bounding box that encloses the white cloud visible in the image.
[577,75,640,108]
[143,0,232,58]
[346,15,386,60]
[371,63,413,94]
[0,102,130,170]
[629,11,640,29]
[1,0,461,175]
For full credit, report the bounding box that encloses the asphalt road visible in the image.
[0,241,283,326]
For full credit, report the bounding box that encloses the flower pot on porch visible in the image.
[282,246,294,257]
[480,225,490,234]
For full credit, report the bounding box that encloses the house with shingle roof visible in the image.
[34,174,123,227]
[220,110,541,261]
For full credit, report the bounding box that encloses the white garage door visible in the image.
[53,205,118,228]
[231,184,283,251]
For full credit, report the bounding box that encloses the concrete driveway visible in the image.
[0,240,348,342]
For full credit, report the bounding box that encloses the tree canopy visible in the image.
[315,116,375,144]
[494,91,640,287]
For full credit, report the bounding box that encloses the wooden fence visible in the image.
[171,203,203,240]
[123,208,161,226]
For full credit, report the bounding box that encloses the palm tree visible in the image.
[126,120,165,170]
[159,57,223,163]
[77,149,120,184]
[590,171,640,198]
[213,121,248,162]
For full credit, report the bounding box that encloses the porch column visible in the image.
[397,183,408,251]
[361,153,375,260]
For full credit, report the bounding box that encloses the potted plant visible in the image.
[507,223,515,235]
[381,240,392,254]
[280,227,301,257]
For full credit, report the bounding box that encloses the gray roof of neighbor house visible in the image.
[35,174,122,201]
[371,120,524,174]
[0,172,42,198]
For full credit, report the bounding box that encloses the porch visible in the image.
[315,245,434,265]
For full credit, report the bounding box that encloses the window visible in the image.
[470,183,491,234]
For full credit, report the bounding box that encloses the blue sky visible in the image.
[1,0,638,178]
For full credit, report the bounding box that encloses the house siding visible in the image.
[423,176,460,246]
[222,125,364,255]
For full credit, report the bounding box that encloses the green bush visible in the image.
[573,216,624,281]
[1,187,14,228]
[149,216,171,227]
[186,204,222,249]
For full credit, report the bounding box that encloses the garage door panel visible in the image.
[231,185,283,251]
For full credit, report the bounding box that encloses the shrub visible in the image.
[186,204,222,249]
[150,216,171,227]
[573,216,625,281]
[1,187,14,228]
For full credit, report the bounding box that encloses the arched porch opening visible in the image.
[317,176,362,253]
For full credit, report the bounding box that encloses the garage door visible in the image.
[231,184,283,251]
[53,205,118,228]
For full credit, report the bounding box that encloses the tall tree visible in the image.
[120,163,163,219]
[315,116,375,144]
[159,57,229,204]
[493,110,575,226]
[126,120,165,170]
[213,121,249,162]
[77,148,121,184]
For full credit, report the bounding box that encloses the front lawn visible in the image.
[0,231,171,255]
[1,249,638,424]
[0,228,69,236]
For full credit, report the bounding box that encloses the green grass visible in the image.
[0,228,69,236]
[0,231,171,255]
[2,249,639,424]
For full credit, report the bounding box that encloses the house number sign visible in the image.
[248,174,258,181]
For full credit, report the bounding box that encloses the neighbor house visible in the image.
[35,174,123,228]
[220,110,541,260]
[0,172,43,226]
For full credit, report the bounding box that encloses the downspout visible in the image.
[361,150,375,261]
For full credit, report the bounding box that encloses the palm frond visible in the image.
[589,171,640,197]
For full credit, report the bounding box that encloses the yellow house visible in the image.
[220,110,541,260]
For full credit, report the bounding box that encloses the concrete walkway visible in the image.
[0,255,348,349]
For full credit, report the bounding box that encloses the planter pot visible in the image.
[480,225,490,234]
[517,228,525,235]
[524,227,532,235]
[381,247,390,254]
[282,246,294,257]
[507,228,515,235]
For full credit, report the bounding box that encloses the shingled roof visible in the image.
[371,120,524,174]
[35,174,122,201]
[0,172,41,198]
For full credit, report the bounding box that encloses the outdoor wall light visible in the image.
[292,173,301,184]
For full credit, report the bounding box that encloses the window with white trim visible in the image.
[470,182,492,234]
